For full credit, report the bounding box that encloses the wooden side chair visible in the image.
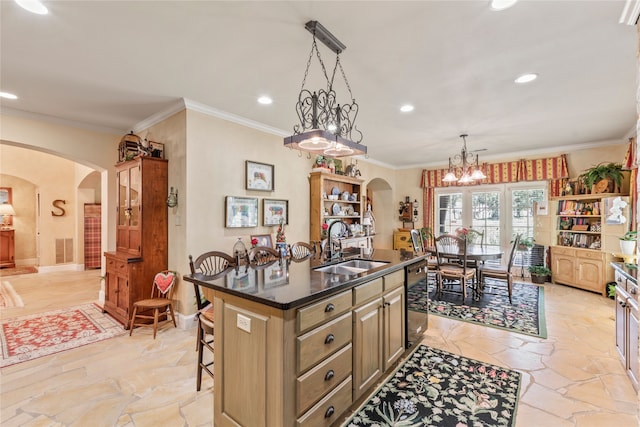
[129,270,178,339]
[248,246,281,266]
[188,250,236,390]
[434,234,476,301]
[467,228,485,247]
[479,234,521,303]
[289,241,316,261]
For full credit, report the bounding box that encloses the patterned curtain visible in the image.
[421,155,569,234]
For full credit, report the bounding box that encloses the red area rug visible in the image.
[0,266,38,277]
[0,303,125,367]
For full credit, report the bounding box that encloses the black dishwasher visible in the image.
[405,259,428,348]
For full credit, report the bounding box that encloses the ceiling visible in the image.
[1,1,637,169]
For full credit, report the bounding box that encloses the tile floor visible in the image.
[0,269,638,426]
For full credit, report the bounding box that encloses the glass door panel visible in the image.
[437,193,463,235]
[471,191,501,249]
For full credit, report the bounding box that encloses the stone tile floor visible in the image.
[0,269,638,426]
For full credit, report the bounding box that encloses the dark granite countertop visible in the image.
[184,248,427,310]
[611,262,638,285]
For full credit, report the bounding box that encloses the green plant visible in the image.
[620,230,637,241]
[514,236,534,249]
[528,265,551,276]
[606,282,616,298]
[579,162,623,191]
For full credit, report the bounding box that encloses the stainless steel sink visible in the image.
[314,259,389,275]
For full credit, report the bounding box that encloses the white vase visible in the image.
[620,239,636,255]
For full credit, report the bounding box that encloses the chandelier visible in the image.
[442,134,486,183]
[283,21,366,157]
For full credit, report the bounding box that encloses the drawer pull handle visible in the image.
[325,303,335,313]
[324,406,335,418]
[324,334,335,344]
[324,370,335,381]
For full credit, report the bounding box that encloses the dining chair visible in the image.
[188,251,236,390]
[129,270,178,339]
[434,234,476,301]
[479,234,521,303]
[289,241,316,261]
[248,246,281,266]
[410,229,424,252]
[467,229,485,247]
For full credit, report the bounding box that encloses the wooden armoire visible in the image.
[104,157,168,327]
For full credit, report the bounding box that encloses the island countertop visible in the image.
[183,248,427,310]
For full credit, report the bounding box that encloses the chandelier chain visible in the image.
[337,57,355,102]
[300,36,331,93]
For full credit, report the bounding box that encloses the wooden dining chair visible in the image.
[289,241,316,261]
[479,234,521,303]
[410,229,424,252]
[248,246,281,266]
[467,229,485,247]
[129,270,178,339]
[434,234,476,301]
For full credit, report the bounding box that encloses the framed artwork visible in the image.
[263,199,288,226]
[251,234,273,248]
[246,161,274,191]
[149,141,164,159]
[225,196,258,228]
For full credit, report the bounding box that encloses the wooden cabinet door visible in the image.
[552,253,575,284]
[576,257,603,293]
[383,286,405,371]
[628,299,639,390]
[615,288,627,362]
[352,298,383,400]
[116,162,142,255]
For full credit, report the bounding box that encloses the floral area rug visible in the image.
[0,266,38,277]
[344,345,521,427]
[0,303,125,367]
[407,279,547,338]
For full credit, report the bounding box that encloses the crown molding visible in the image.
[620,0,640,25]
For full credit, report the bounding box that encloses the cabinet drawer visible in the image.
[297,290,351,334]
[297,312,352,374]
[552,246,575,256]
[384,270,404,291]
[353,278,383,305]
[297,344,352,415]
[296,376,352,427]
[576,250,603,261]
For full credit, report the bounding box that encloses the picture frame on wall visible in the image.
[148,141,165,159]
[0,187,12,226]
[250,234,273,248]
[246,161,274,191]
[225,196,258,228]
[263,199,288,226]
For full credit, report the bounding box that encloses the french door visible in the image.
[435,183,545,264]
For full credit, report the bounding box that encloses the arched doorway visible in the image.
[366,177,393,249]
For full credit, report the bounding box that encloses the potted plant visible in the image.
[528,265,551,284]
[620,230,637,255]
[579,162,623,194]
[515,236,534,251]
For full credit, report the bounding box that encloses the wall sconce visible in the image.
[166,187,178,208]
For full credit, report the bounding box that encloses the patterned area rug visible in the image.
[407,279,547,338]
[344,345,521,426]
[0,281,24,308]
[0,303,125,367]
[0,266,38,277]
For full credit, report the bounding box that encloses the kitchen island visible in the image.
[184,248,428,427]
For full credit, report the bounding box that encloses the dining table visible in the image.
[424,245,504,298]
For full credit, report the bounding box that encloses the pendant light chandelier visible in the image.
[442,134,486,183]
[283,21,365,157]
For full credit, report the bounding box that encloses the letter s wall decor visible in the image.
[51,199,66,216]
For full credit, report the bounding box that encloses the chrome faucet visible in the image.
[324,220,351,260]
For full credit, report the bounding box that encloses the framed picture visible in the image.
[0,187,12,226]
[246,160,274,191]
[225,196,258,228]
[149,141,164,159]
[251,234,273,248]
[263,199,288,226]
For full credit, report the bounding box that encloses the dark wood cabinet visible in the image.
[0,229,15,268]
[104,157,168,327]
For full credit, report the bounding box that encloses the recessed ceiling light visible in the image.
[15,0,48,15]
[257,96,272,105]
[400,104,414,113]
[0,92,18,100]
[515,73,538,84]
[490,0,518,11]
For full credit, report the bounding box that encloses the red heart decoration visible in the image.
[154,272,175,294]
